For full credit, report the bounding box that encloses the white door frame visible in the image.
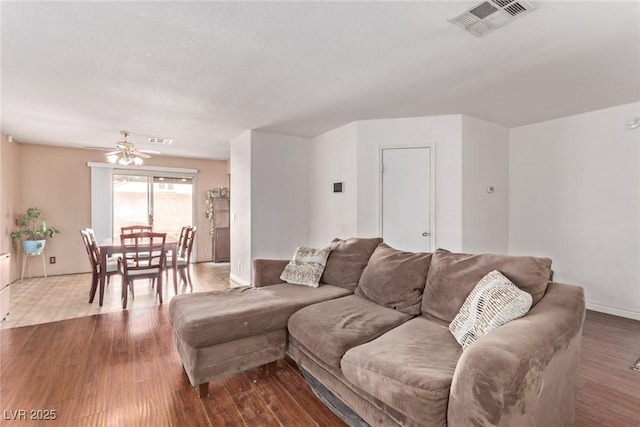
[378,145,437,251]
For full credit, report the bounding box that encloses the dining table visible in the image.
[97,236,179,306]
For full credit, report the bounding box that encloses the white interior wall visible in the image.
[461,116,510,254]
[250,130,311,264]
[234,103,639,321]
[356,115,464,251]
[309,122,358,247]
[509,102,640,319]
[229,130,252,285]
[230,130,312,285]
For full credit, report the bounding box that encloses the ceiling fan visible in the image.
[106,130,157,166]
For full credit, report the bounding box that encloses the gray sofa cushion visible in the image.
[169,284,351,348]
[288,295,412,368]
[422,249,552,323]
[355,243,432,315]
[341,317,462,427]
[320,237,383,290]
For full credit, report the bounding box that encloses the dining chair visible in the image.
[166,226,197,290]
[80,228,119,304]
[121,225,153,234]
[119,231,166,309]
[86,228,120,285]
[176,225,188,253]
[165,225,188,267]
[119,225,152,262]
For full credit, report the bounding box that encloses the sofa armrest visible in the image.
[448,282,585,427]
[252,259,290,287]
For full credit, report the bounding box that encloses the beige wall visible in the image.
[3,140,228,281]
[1,133,22,281]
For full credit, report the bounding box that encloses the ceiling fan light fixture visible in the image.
[105,130,149,166]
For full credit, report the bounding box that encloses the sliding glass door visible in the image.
[113,175,150,237]
[112,174,194,241]
[152,177,193,241]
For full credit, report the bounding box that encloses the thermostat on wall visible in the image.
[333,182,344,193]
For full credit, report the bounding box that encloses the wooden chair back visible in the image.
[175,226,188,254]
[120,232,166,273]
[180,226,197,262]
[80,229,98,274]
[121,225,152,235]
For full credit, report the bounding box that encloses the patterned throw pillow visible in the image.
[449,270,532,350]
[280,246,332,287]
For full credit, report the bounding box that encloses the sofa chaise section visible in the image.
[169,281,351,397]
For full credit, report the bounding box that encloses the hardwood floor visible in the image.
[0,304,346,426]
[575,311,640,427]
[1,277,638,426]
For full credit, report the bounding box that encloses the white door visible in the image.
[381,147,432,252]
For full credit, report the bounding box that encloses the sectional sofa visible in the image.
[169,237,585,426]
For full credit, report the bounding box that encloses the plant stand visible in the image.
[21,251,47,281]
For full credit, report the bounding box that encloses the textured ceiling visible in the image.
[1,1,639,160]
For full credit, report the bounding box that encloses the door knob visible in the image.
[422,232,430,237]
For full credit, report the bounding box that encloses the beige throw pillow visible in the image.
[449,270,532,350]
[280,246,332,287]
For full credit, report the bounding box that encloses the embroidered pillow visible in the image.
[280,246,332,287]
[449,270,532,350]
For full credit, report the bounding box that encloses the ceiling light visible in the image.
[105,130,152,166]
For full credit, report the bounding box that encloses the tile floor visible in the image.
[1,262,233,329]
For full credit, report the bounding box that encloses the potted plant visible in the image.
[10,208,60,254]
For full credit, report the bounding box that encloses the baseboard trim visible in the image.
[229,272,250,287]
[586,302,640,321]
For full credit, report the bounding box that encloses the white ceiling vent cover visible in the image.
[149,137,173,145]
[449,0,536,37]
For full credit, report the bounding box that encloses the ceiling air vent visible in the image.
[449,0,535,37]
[149,137,173,145]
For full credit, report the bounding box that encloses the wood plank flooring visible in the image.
[1,302,639,425]
[0,304,346,426]
[575,310,640,427]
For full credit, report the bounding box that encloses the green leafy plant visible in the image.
[10,207,60,241]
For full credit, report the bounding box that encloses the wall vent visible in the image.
[149,137,173,145]
[449,0,536,37]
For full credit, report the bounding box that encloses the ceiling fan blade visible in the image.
[104,150,120,156]
[131,150,151,159]
[85,146,114,151]
[138,149,161,155]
